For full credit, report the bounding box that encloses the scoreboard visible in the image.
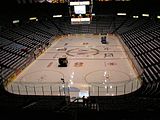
[69,0,93,24]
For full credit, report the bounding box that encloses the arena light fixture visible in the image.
[71,18,91,24]
[13,20,20,24]
[157,16,160,19]
[53,15,62,18]
[133,16,139,18]
[70,1,90,6]
[142,14,149,17]
[117,13,127,16]
[29,17,37,20]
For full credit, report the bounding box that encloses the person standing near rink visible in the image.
[61,78,65,84]
[82,96,86,107]
[82,96,89,108]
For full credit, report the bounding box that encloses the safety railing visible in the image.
[5,76,142,97]
[88,77,142,96]
[5,82,70,96]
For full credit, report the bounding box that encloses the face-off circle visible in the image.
[66,48,99,57]
[85,70,131,86]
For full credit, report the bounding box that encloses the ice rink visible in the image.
[6,34,141,98]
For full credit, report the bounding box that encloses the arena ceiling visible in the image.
[0,0,159,23]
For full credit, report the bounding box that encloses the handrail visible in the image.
[89,75,142,96]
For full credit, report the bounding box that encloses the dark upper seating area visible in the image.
[0,20,62,83]
[119,18,160,96]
